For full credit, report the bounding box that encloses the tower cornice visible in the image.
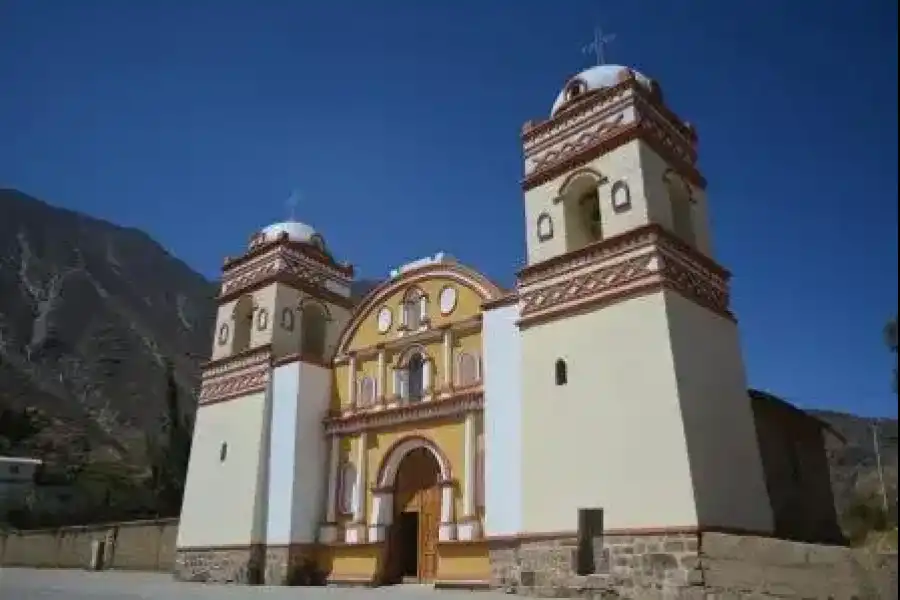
[515,224,733,328]
[521,80,704,192]
[217,244,356,309]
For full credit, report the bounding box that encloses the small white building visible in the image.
[0,456,43,516]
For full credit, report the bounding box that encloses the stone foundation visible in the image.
[175,544,326,586]
[490,531,700,597]
[263,544,324,586]
[489,530,898,599]
[174,545,264,583]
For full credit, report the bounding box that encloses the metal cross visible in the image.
[583,26,616,65]
[285,190,300,221]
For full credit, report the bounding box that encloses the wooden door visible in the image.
[417,485,440,581]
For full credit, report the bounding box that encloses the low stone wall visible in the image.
[173,544,263,583]
[0,518,178,572]
[488,530,898,599]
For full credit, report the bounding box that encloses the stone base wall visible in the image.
[263,544,324,586]
[174,545,264,584]
[489,531,701,597]
[488,531,898,599]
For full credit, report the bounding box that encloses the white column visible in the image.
[319,435,340,543]
[458,412,480,540]
[353,432,368,521]
[423,360,432,399]
[376,349,386,403]
[418,295,429,326]
[442,328,453,390]
[368,490,393,542]
[346,431,368,544]
[347,354,357,409]
[438,481,456,541]
[463,412,475,517]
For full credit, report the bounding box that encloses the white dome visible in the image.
[259,221,318,244]
[550,65,653,116]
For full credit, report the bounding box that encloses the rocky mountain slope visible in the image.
[0,188,217,464]
[813,410,898,520]
[0,189,380,469]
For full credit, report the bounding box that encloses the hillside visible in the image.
[812,410,898,521]
[0,188,216,467]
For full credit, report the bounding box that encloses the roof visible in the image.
[748,388,847,444]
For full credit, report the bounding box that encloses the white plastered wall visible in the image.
[637,143,712,257]
[266,361,331,545]
[664,290,774,533]
[482,303,524,536]
[519,292,698,533]
[177,390,270,547]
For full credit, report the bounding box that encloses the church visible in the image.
[174,63,842,589]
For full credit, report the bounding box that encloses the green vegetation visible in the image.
[1,362,194,529]
[145,359,194,517]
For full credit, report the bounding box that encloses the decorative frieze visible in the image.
[525,112,629,177]
[521,79,701,192]
[324,391,484,435]
[199,347,272,405]
[517,225,732,327]
[219,245,351,303]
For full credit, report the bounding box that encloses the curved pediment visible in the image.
[336,262,503,356]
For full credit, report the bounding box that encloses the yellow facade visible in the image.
[321,260,502,583]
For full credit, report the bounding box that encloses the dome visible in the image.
[550,64,654,116]
[252,220,326,251]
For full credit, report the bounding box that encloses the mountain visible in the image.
[812,410,898,521]
[0,188,217,465]
[0,189,380,469]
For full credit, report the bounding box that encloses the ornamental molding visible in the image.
[521,84,702,192]
[525,112,628,177]
[218,246,352,304]
[199,347,272,405]
[523,91,633,155]
[324,391,484,435]
[516,226,732,326]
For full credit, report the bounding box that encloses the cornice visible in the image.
[521,80,704,193]
[516,226,732,328]
[216,247,356,309]
[222,234,353,278]
[324,391,484,435]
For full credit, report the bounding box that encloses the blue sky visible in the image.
[2,1,897,418]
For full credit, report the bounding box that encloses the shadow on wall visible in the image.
[750,389,845,544]
[0,518,178,571]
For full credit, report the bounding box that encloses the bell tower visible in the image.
[513,65,774,536]
[176,220,355,584]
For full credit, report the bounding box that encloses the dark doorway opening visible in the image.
[381,446,441,584]
[397,511,419,579]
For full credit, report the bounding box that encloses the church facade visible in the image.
[174,64,841,588]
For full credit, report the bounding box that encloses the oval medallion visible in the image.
[376,306,393,333]
[439,286,457,316]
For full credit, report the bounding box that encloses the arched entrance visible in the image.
[383,447,442,583]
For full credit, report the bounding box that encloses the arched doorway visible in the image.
[384,447,441,583]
